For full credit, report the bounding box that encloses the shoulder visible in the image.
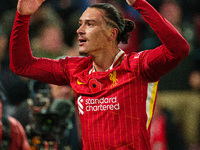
[58,56,92,70]
[59,55,91,64]
[122,50,151,75]
[8,116,24,133]
[125,50,150,62]
[58,56,93,75]
[8,116,31,149]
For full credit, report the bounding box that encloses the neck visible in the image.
[92,47,120,72]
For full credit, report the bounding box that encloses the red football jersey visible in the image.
[9,0,189,149]
[58,50,159,149]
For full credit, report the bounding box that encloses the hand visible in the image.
[126,0,136,6]
[17,0,45,15]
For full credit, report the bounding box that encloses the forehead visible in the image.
[79,8,105,22]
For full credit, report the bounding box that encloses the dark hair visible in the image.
[89,3,135,44]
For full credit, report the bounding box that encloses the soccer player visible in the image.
[9,0,189,149]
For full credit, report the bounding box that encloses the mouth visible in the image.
[78,38,87,46]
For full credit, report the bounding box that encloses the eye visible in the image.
[87,22,94,27]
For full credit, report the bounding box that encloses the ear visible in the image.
[108,28,118,42]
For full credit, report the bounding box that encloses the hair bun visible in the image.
[124,19,136,33]
[119,19,136,44]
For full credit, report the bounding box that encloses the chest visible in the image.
[72,69,148,116]
[71,68,143,95]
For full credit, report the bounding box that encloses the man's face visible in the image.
[77,8,111,55]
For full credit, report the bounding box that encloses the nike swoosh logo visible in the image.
[77,79,84,85]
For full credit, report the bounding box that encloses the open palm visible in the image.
[17,0,45,15]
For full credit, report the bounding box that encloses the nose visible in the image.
[77,24,85,35]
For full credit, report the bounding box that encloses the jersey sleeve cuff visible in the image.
[16,11,31,21]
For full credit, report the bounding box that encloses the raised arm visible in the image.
[9,0,66,85]
[127,0,190,81]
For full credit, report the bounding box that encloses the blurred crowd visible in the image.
[0,0,200,149]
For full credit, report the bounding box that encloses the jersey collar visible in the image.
[89,49,125,74]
